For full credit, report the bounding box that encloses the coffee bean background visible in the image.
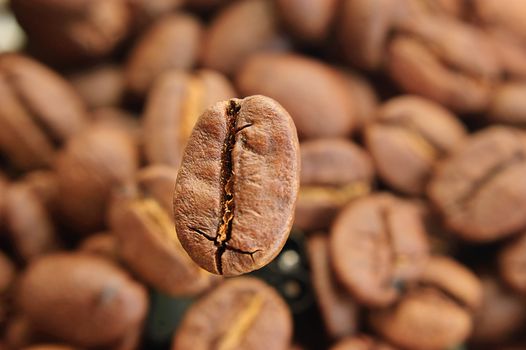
[1,0,526,349]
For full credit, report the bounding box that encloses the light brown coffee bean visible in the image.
[330,336,397,350]
[174,95,300,276]
[499,231,526,294]
[125,13,203,96]
[18,253,148,348]
[489,82,526,125]
[330,193,429,307]
[143,69,236,168]
[69,64,125,109]
[236,53,357,139]
[78,232,119,262]
[172,277,292,350]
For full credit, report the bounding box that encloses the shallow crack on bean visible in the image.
[189,226,215,241]
[456,150,525,208]
[225,245,262,263]
[214,100,241,274]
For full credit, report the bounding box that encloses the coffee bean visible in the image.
[110,165,220,296]
[330,336,397,350]
[78,232,119,262]
[125,13,203,96]
[369,256,482,350]
[143,69,236,168]
[0,251,15,295]
[499,231,526,294]
[429,126,526,242]
[295,138,373,232]
[365,95,466,195]
[174,95,300,276]
[306,234,358,339]
[489,82,526,125]
[18,253,148,348]
[0,54,88,170]
[330,193,429,307]
[69,64,125,109]
[236,53,357,139]
[172,277,292,350]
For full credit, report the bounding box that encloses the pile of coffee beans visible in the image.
[0,0,526,349]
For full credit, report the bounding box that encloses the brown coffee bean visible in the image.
[174,96,300,276]
[295,138,373,231]
[236,53,357,139]
[172,277,292,350]
[125,13,203,96]
[370,256,482,350]
[69,64,125,109]
[499,231,526,294]
[0,54,88,170]
[143,69,236,168]
[473,0,526,41]
[110,165,220,296]
[275,0,338,42]
[471,274,526,344]
[330,193,429,307]
[0,173,7,230]
[55,124,138,234]
[365,95,466,195]
[78,232,119,262]
[429,126,526,242]
[340,69,379,129]
[489,82,526,125]
[128,0,184,27]
[200,0,288,76]
[388,16,500,113]
[4,182,60,262]
[330,336,397,350]
[18,253,148,348]
[306,234,358,339]
[20,170,59,216]
[11,0,131,64]
[486,28,526,79]
[0,251,15,295]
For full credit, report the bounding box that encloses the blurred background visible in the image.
[0,0,526,349]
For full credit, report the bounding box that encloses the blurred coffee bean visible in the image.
[429,126,526,242]
[0,250,15,295]
[18,253,148,348]
[128,0,184,27]
[0,54,88,170]
[295,139,373,232]
[20,170,59,216]
[499,231,526,294]
[4,182,60,262]
[91,107,143,147]
[78,232,119,262]
[4,315,53,350]
[143,69,235,168]
[389,16,500,113]
[237,53,357,139]
[275,0,338,43]
[471,274,526,344]
[172,277,292,350]
[21,346,76,350]
[365,95,466,195]
[306,234,358,339]
[11,0,132,64]
[69,64,125,109]
[110,165,220,296]
[369,256,482,350]
[201,0,288,76]
[330,336,397,350]
[330,193,429,307]
[339,70,379,129]
[125,13,203,97]
[489,82,526,125]
[55,124,138,234]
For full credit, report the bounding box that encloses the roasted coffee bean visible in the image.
[69,64,125,109]
[471,274,526,344]
[489,82,526,125]
[20,170,59,216]
[365,95,466,195]
[143,69,236,168]
[4,182,60,262]
[172,277,292,350]
[18,253,148,348]
[55,124,138,234]
[369,256,482,350]
[499,231,526,294]
[486,28,526,79]
[306,234,358,339]
[11,0,131,64]
[110,165,220,296]
[236,53,357,139]
[295,139,373,232]
[200,0,288,76]
[125,13,203,96]
[330,336,397,350]
[388,15,500,113]
[174,95,300,276]
[340,69,379,129]
[78,232,119,262]
[330,193,429,307]
[0,54,88,170]
[275,0,338,42]
[429,126,526,242]
[128,0,184,27]
[0,251,15,295]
